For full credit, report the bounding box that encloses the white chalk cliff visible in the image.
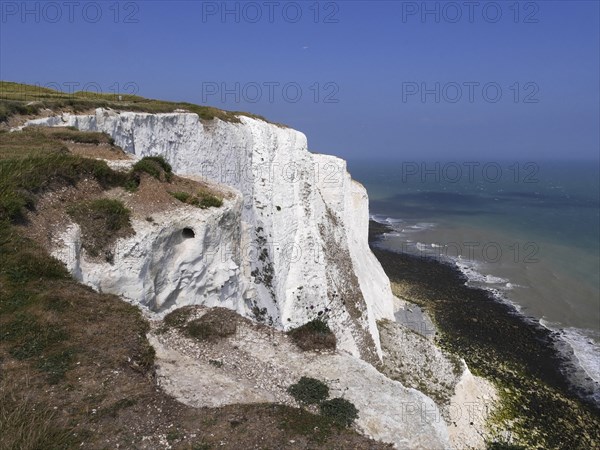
[26,109,500,448]
[29,109,396,363]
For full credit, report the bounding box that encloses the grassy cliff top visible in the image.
[0,81,280,125]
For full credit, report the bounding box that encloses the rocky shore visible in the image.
[369,220,600,449]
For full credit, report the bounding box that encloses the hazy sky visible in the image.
[1,1,598,160]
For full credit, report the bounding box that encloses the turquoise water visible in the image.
[349,159,600,383]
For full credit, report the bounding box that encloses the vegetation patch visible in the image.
[0,81,287,126]
[30,126,115,145]
[186,308,238,342]
[170,189,223,209]
[320,398,359,427]
[67,198,133,258]
[287,376,330,405]
[277,406,336,443]
[0,153,127,223]
[132,155,173,182]
[285,377,359,431]
[1,313,68,362]
[163,306,194,330]
[0,377,75,450]
[209,359,224,368]
[287,318,337,351]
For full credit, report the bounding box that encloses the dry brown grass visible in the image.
[288,319,337,352]
[186,307,238,342]
[0,376,73,450]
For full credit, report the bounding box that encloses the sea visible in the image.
[348,159,600,392]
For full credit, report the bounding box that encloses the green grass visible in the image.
[39,127,115,145]
[0,152,127,223]
[67,199,132,258]
[68,198,131,231]
[0,80,285,126]
[132,155,173,181]
[0,128,68,159]
[170,189,223,209]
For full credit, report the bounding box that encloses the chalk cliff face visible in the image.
[29,109,396,362]
[51,190,253,316]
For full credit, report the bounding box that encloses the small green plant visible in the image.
[166,430,182,443]
[287,377,329,405]
[171,191,191,203]
[170,190,223,209]
[123,177,140,192]
[320,398,359,427]
[198,192,223,208]
[287,318,336,351]
[132,155,173,181]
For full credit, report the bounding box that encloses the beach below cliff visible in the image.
[369,220,600,449]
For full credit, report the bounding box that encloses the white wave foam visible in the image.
[562,327,600,384]
[374,213,599,404]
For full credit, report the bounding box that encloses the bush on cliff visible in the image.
[186,307,238,341]
[287,318,336,351]
[320,398,359,427]
[288,377,330,405]
[132,155,173,182]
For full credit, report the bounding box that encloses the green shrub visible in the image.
[287,318,336,351]
[320,398,359,427]
[287,377,329,405]
[171,191,191,203]
[132,156,172,181]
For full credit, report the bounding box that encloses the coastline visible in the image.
[369,220,600,449]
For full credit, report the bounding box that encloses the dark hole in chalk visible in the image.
[182,228,195,239]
